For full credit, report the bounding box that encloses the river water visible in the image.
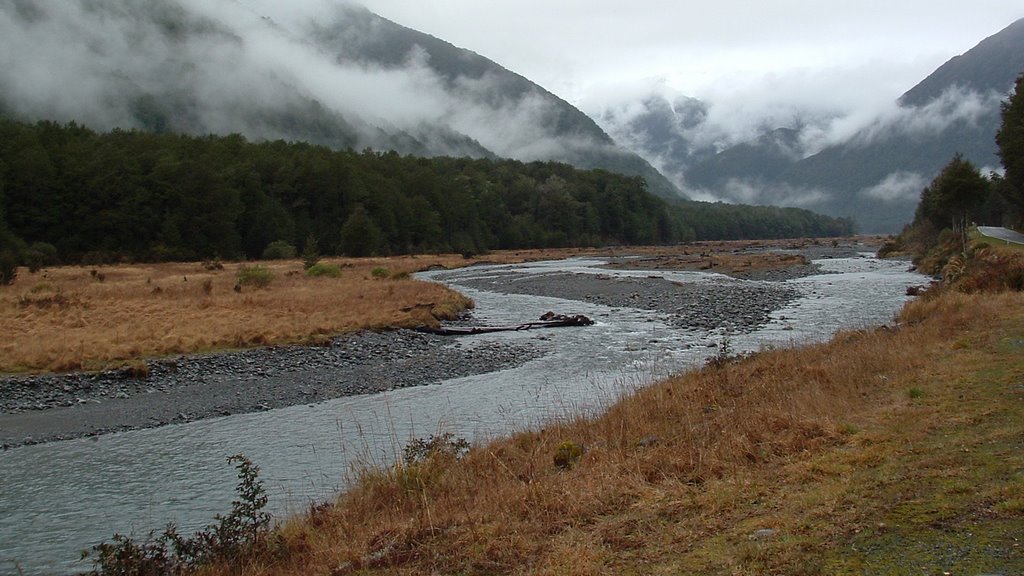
[0,254,923,574]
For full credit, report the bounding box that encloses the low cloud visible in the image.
[0,0,622,166]
[683,178,829,208]
[859,172,928,202]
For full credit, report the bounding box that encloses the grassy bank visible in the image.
[0,248,613,374]
[173,250,1022,574]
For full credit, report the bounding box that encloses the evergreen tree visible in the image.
[996,74,1024,228]
[914,154,989,247]
[339,204,384,257]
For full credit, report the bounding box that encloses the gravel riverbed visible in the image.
[452,272,800,332]
[0,330,541,448]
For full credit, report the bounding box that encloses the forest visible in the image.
[0,119,854,268]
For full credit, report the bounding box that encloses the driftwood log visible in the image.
[417,311,595,336]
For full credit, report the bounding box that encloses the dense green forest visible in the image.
[0,120,853,267]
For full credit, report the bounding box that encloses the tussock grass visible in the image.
[0,256,481,374]
[208,285,1023,575]
[0,241,871,375]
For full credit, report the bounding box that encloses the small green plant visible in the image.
[0,251,18,285]
[261,240,297,260]
[83,454,271,575]
[25,241,58,272]
[301,234,320,270]
[908,387,925,399]
[306,262,342,278]
[236,265,273,289]
[371,267,390,279]
[553,441,584,470]
[705,334,742,369]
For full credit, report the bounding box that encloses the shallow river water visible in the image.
[0,255,923,574]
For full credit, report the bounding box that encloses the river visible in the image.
[0,254,923,574]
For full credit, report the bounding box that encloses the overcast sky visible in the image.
[326,1,1022,114]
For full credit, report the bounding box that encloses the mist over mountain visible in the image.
[593,18,1024,232]
[0,0,680,199]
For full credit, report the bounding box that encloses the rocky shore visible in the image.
[0,330,542,448]
[451,272,800,332]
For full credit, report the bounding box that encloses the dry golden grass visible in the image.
[0,256,488,374]
[604,235,885,276]
[0,240,870,375]
[206,283,1024,575]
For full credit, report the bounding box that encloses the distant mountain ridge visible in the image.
[597,17,1024,232]
[0,1,682,199]
[899,18,1024,107]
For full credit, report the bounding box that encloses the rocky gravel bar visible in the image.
[453,272,801,332]
[0,330,542,448]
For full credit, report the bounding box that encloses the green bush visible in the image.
[371,267,390,278]
[0,251,16,285]
[83,454,271,575]
[306,262,342,278]
[24,241,58,272]
[553,441,585,470]
[236,265,273,288]
[261,240,297,260]
[301,234,320,270]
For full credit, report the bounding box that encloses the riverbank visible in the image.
[209,278,1024,575]
[0,331,544,448]
[0,238,878,449]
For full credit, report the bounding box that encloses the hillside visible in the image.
[0,1,681,200]
[599,17,1024,232]
[0,120,853,267]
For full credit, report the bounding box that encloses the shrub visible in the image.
[236,265,273,288]
[261,240,297,261]
[301,234,320,270]
[83,455,271,575]
[371,267,390,279]
[0,251,16,285]
[553,441,584,470]
[24,241,58,272]
[306,262,342,278]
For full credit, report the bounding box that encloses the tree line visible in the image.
[0,119,853,271]
[886,73,1023,261]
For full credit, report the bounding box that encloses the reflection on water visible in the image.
[0,255,922,574]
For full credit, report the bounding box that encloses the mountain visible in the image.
[599,17,1024,233]
[0,0,681,200]
[899,18,1024,107]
